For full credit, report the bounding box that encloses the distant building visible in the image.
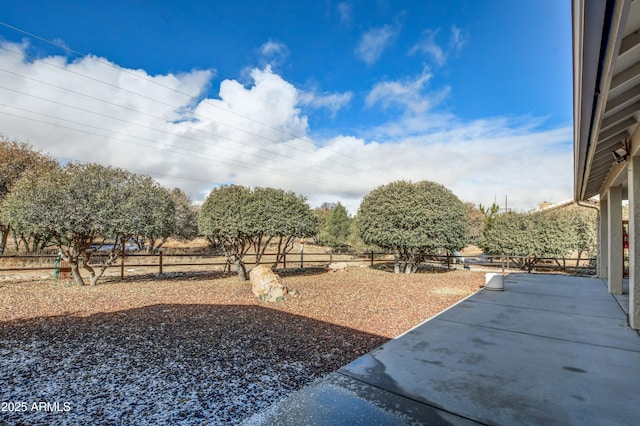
[537,199,598,212]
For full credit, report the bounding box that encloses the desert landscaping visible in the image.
[0,266,483,425]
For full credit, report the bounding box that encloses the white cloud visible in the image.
[409,29,445,66]
[355,24,398,64]
[410,26,467,66]
[257,40,289,68]
[449,25,467,54]
[298,89,352,116]
[0,41,572,214]
[337,2,352,26]
[366,67,450,115]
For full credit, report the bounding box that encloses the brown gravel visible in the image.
[0,266,483,425]
[0,267,483,337]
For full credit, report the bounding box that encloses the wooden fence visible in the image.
[0,251,597,281]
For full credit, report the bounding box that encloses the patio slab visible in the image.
[246,273,640,426]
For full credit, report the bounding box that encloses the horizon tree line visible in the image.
[1,135,598,284]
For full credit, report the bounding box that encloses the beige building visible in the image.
[573,0,640,329]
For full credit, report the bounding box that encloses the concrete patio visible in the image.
[246,273,640,425]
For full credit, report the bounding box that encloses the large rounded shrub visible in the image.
[358,180,469,273]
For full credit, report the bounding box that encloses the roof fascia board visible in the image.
[574,0,602,200]
[580,0,631,201]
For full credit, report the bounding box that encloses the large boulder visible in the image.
[250,265,288,302]
[327,262,348,272]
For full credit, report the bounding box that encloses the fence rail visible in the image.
[0,250,597,281]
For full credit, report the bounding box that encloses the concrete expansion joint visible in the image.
[466,299,620,320]
[437,317,637,351]
[486,289,595,301]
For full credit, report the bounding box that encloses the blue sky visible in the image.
[0,0,573,212]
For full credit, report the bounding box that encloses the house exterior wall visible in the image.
[628,154,640,328]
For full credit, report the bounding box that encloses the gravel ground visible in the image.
[0,266,483,425]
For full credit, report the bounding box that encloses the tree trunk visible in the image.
[59,246,86,285]
[404,262,414,274]
[146,237,168,254]
[12,232,21,253]
[0,225,9,255]
[527,256,536,273]
[133,236,146,252]
[83,249,114,286]
[272,236,293,268]
[88,264,109,286]
[82,261,99,286]
[273,238,285,268]
[69,261,86,286]
[146,238,156,254]
[235,259,248,281]
[575,250,583,273]
[394,252,400,273]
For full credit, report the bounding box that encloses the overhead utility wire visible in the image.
[0,107,340,188]
[0,84,344,179]
[0,21,401,180]
[0,85,377,188]
[0,20,312,140]
[0,106,341,187]
[0,70,366,182]
[53,154,225,186]
[0,44,376,179]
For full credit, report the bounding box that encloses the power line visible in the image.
[0,85,384,187]
[54,155,223,187]
[0,44,392,180]
[0,85,316,175]
[0,106,347,187]
[0,21,402,180]
[0,73,371,181]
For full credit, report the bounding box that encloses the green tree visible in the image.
[0,136,57,254]
[133,186,193,253]
[573,207,598,263]
[170,188,199,242]
[313,202,335,245]
[346,214,378,253]
[466,202,486,246]
[318,202,351,249]
[358,180,469,273]
[249,187,317,267]
[198,185,317,281]
[128,178,176,254]
[556,204,598,269]
[480,212,528,258]
[481,210,577,272]
[479,202,500,230]
[530,210,577,268]
[198,185,254,280]
[1,163,175,285]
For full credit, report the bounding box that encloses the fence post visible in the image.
[300,244,304,269]
[329,253,333,264]
[370,250,374,267]
[283,253,287,269]
[54,254,61,279]
[120,238,125,281]
[159,251,163,275]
